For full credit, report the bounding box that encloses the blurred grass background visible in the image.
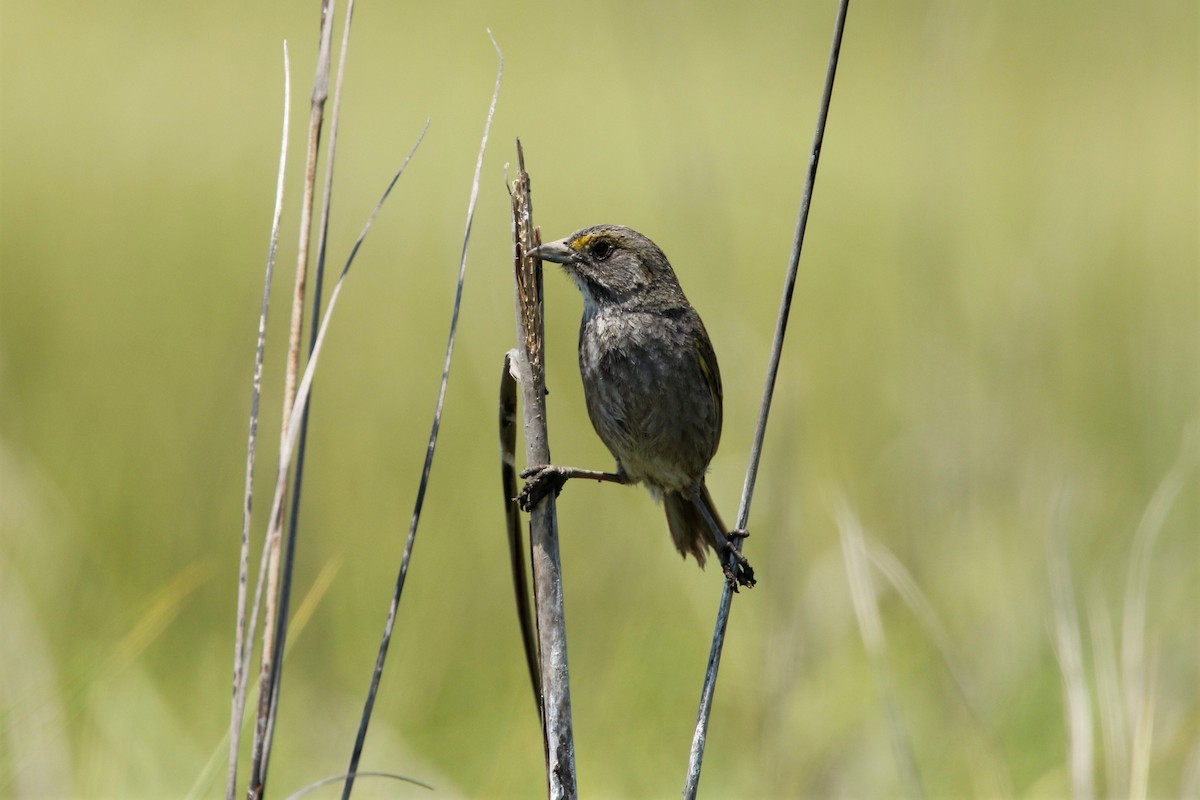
[1,1,1196,797]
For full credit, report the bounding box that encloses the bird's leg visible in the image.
[518,464,630,511]
[690,492,756,590]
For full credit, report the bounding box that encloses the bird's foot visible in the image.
[721,543,756,590]
[517,465,571,511]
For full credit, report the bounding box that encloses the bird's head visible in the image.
[532,224,684,312]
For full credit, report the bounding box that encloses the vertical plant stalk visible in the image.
[510,140,578,799]
[228,40,291,800]
[683,1,850,797]
[339,32,503,800]
[250,2,336,797]
[263,0,358,776]
[242,121,428,800]
[500,351,541,707]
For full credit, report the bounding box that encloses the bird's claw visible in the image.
[721,543,756,590]
[517,465,568,511]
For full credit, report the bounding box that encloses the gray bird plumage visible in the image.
[531,224,754,587]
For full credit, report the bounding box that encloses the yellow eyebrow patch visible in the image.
[571,233,598,251]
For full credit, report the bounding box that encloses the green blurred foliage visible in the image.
[1,0,1196,797]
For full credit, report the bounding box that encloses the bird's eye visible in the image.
[592,240,614,260]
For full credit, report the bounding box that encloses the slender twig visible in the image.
[510,140,577,798]
[500,351,541,707]
[250,3,336,797]
[281,0,335,433]
[262,0,359,776]
[241,123,427,800]
[202,562,338,797]
[340,34,503,800]
[287,772,432,800]
[683,1,850,796]
[228,40,290,800]
[249,113,427,786]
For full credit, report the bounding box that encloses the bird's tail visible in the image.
[663,483,729,568]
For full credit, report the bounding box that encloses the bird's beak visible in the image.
[529,238,574,264]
